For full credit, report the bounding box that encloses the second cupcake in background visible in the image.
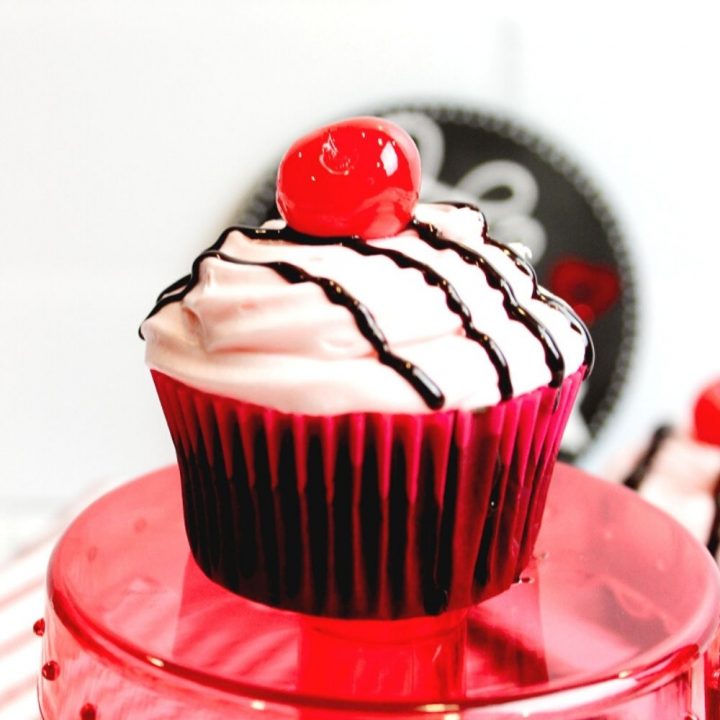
[141,117,593,619]
[606,379,720,560]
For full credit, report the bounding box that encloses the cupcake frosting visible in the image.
[141,203,591,415]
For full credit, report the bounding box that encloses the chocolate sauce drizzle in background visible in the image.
[141,202,594,409]
[621,425,720,557]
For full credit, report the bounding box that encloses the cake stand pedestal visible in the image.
[38,464,720,719]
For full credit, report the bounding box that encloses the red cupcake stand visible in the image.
[38,464,720,719]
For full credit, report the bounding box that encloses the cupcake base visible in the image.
[152,368,585,619]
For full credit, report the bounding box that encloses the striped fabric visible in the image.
[0,479,124,720]
[0,531,54,720]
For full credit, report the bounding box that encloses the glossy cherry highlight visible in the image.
[276,117,421,239]
[694,378,720,446]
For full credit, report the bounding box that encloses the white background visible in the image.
[1,0,720,558]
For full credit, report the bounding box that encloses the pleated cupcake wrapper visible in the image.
[152,369,585,619]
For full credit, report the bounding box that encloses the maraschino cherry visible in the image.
[693,378,720,446]
[276,117,421,239]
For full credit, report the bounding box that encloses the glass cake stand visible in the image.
[38,464,720,719]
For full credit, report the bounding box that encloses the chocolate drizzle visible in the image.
[707,475,720,558]
[142,202,590,408]
[621,424,672,491]
[340,239,513,399]
[148,248,445,410]
[412,218,566,388]
[440,201,595,374]
[485,239,595,372]
[621,423,720,557]
[225,227,513,399]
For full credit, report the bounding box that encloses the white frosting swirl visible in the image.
[142,204,588,414]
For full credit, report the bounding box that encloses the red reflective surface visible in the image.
[39,464,720,719]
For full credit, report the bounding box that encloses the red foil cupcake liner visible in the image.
[152,368,585,619]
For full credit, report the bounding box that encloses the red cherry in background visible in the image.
[694,379,720,446]
[276,117,421,239]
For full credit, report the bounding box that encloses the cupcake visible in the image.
[140,117,592,619]
[607,379,720,559]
